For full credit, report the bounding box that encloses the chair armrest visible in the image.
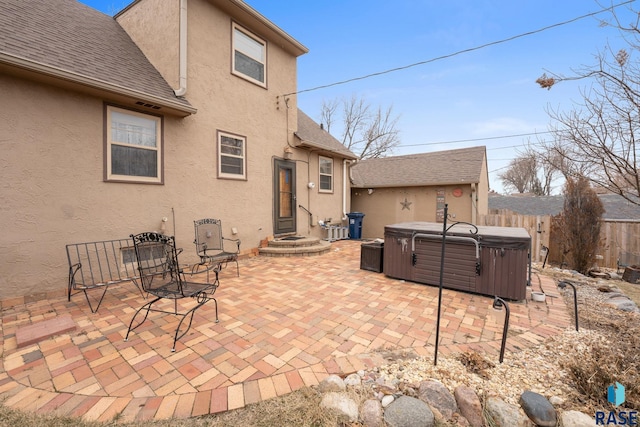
[69,262,82,277]
[222,237,241,253]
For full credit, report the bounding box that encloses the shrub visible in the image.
[554,177,605,274]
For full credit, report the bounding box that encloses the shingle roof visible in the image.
[0,0,193,113]
[295,109,358,159]
[350,146,487,188]
[488,193,640,220]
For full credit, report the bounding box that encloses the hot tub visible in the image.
[383,222,531,300]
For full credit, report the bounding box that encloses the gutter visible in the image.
[174,0,188,97]
[0,53,196,115]
[343,159,349,220]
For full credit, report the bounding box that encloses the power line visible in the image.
[398,131,552,148]
[280,0,634,98]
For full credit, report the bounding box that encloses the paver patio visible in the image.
[0,240,570,422]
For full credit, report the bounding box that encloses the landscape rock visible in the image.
[485,396,533,427]
[318,374,346,393]
[344,373,362,386]
[361,398,383,427]
[561,410,597,427]
[384,395,435,427]
[605,297,639,312]
[319,392,358,423]
[454,385,483,427]
[548,395,564,406]
[519,391,558,427]
[381,394,395,407]
[417,380,458,420]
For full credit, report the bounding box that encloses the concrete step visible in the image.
[258,238,331,257]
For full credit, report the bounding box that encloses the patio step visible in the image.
[16,315,76,348]
[258,236,331,257]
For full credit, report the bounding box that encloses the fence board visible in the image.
[479,211,640,270]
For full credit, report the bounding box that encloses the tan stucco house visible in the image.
[0,0,356,304]
[350,146,489,238]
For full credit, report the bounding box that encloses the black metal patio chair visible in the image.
[194,218,241,276]
[125,232,219,352]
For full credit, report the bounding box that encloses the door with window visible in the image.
[274,159,296,235]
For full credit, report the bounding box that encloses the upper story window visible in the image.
[232,23,266,87]
[319,156,333,192]
[218,131,247,180]
[105,105,163,184]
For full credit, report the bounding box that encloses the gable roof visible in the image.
[295,109,358,159]
[488,193,640,220]
[351,146,487,188]
[0,0,195,116]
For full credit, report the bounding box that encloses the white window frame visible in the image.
[217,130,247,180]
[231,23,267,87]
[105,105,163,184]
[319,156,334,193]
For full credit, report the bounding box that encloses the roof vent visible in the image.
[135,101,162,110]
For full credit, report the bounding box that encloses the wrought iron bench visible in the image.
[194,218,241,276]
[125,232,219,352]
[66,238,145,313]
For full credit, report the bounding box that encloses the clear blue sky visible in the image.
[81,0,636,194]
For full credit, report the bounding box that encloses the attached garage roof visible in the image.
[351,146,487,188]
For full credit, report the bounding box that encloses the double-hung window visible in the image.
[105,105,163,183]
[218,131,247,180]
[232,23,266,87]
[319,156,333,192]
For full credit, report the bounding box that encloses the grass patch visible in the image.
[0,387,369,427]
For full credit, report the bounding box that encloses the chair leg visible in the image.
[84,285,109,314]
[125,296,161,342]
[171,297,208,352]
[212,297,219,323]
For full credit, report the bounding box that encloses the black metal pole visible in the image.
[434,204,448,366]
[559,281,579,331]
[493,297,510,363]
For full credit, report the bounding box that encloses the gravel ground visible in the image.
[373,264,640,411]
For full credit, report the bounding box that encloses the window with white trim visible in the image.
[105,105,162,183]
[319,156,333,192]
[232,23,266,86]
[218,131,247,180]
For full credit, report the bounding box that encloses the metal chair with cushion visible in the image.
[194,218,241,276]
[125,232,219,352]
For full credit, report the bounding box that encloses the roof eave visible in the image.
[294,135,358,160]
[352,180,479,189]
[0,53,197,117]
[208,0,308,57]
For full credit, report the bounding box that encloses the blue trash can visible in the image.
[346,212,365,239]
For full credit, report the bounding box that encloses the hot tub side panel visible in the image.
[479,247,529,300]
[383,231,414,281]
[413,239,477,292]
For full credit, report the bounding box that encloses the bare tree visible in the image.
[320,95,400,159]
[498,153,539,194]
[535,3,640,205]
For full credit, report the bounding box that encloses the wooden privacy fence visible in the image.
[478,211,550,264]
[478,210,640,270]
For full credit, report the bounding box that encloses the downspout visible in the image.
[174,0,188,96]
[471,183,477,224]
[342,159,349,220]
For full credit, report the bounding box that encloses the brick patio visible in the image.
[0,240,570,422]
